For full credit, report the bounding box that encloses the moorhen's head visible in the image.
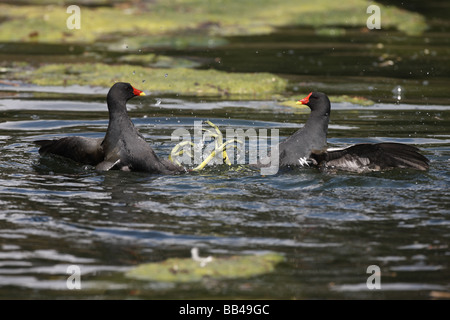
[107,82,145,108]
[296,92,331,116]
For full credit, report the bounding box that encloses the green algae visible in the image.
[118,53,202,69]
[328,95,375,106]
[0,0,427,46]
[0,0,428,102]
[126,252,284,283]
[107,35,229,51]
[13,62,288,97]
[10,62,377,104]
[279,94,375,108]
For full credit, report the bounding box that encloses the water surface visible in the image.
[0,91,449,299]
[0,12,449,298]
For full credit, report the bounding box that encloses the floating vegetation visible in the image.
[169,120,243,171]
[328,95,375,106]
[0,0,427,46]
[107,35,230,51]
[279,95,375,108]
[126,249,284,283]
[315,27,347,37]
[117,54,202,69]
[12,62,288,98]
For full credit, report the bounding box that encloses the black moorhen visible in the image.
[35,82,184,174]
[279,92,330,166]
[279,92,429,172]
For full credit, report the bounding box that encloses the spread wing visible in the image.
[311,143,429,172]
[35,137,104,166]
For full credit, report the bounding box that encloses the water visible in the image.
[0,93,449,299]
[1,9,450,298]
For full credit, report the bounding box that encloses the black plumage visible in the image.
[35,82,184,174]
[279,92,429,172]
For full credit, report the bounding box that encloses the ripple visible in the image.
[331,283,447,292]
[0,93,449,299]
[390,264,444,272]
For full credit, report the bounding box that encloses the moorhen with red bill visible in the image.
[35,82,184,174]
[279,92,429,172]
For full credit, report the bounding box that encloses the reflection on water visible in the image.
[0,93,449,299]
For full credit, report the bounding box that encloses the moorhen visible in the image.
[279,92,429,172]
[35,82,184,174]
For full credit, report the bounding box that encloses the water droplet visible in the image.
[392,85,403,100]
[393,85,402,93]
